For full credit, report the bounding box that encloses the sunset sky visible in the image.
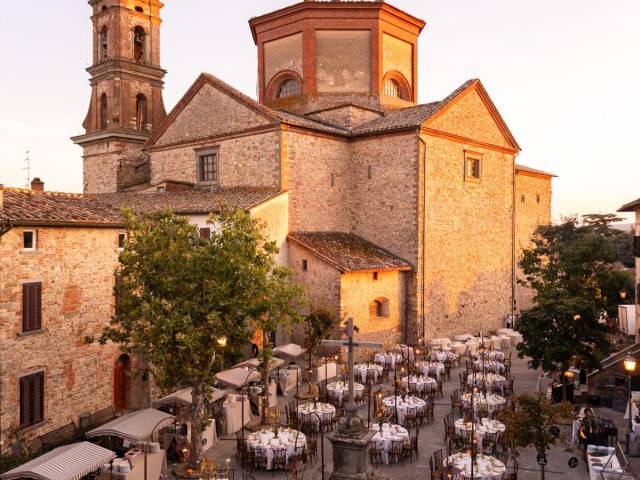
[0,0,638,221]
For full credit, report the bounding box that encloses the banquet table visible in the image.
[374,352,404,370]
[454,418,506,444]
[432,350,456,363]
[369,424,409,464]
[297,402,335,429]
[222,394,253,434]
[475,351,505,362]
[393,344,415,362]
[415,360,445,378]
[246,428,306,470]
[327,381,364,404]
[461,392,506,415]
[354,363,384,384]
[467,373,506,391]
[445,453,506,480]
[277,367,301,395]
[473,360,505,374]
[402,375,436,393]
[382,395,425,425]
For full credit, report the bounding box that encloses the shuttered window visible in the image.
[199,228,211,240]
[20,371,44,428]
[22,282,42,332]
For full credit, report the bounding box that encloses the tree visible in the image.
[304,309,337,365]
[517,214,627,375]
[499,394,572,480]
[95,208,305,464]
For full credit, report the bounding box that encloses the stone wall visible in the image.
[514,171,553,312]
[0,226,142,451]
[307,106,382,130]
[83,140,144,194]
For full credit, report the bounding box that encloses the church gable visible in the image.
[150,74,275,148]
[425,82,519,151]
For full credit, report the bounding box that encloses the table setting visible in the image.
[354,363,384,383]
[327,380,364,404]
[475,351,505,362]
[432,349,456,363]
[467,373,506,390]
[415,360,445,378]
[402,375,436,393]
[473,360,505,374]
[461,392,506,415]
[445,452,506,479]
[382,395,425,425]
[297,402,335,428]
[454,418,506,443]
[393,344,415,362]
[369,423,410,464]
[374,352,404,369]
[246,427,306,470]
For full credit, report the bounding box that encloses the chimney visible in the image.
[31,177,44,192]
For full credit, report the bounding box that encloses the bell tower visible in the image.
[73,0,167,194]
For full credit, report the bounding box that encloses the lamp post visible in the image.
[621,289,628,300]
[624,354,637,454]
[216,336,227,370]
[563,369,575,402]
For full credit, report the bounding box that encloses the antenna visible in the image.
[23,151,31,188]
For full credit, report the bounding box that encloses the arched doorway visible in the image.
[114,354,131,411]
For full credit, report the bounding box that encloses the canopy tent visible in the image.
[215,368,260,388]
[273,343,306,359]
[152,387,227,409]
[0,442,115,480]
[86,408,174,441]
[234,357,285,370]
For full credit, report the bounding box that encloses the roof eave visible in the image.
[618,199,640,213]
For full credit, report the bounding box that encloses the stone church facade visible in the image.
[72,0,554,343]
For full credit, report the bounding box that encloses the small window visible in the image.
[156,186,166,192]
[536,194,541,204]
[200,228,211,240]
[302,260,308,272]
[331,173,336,187]
[135,6,144,12]
[22,282,42,333]
[133,26,146,63]
[198,152,219,183]
[118,232,127,250]
[520,194,526,204]
[370,297,390,319]
[100,26,108,61]
[277,79,301,99]
[23,230,36,251]
[100,93,109,130]
[20,371,44,428]
[373,272,378,281]
[465,154,481,181]
[135,94,147,131]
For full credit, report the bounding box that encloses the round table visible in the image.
[246,428,306,470]
[393,344,415,362]
[475,351,505,362]
[467,373,506,391]
[369,423,409,464]
[461,393,506,415]
[445,453,506,479]
[297,402,335,429]
[327,381,364,405]
[473,360,505,374]
[354,363,383,383]
[454,418,506,444]
[382,395,425,425]
[415,360,445,378]
[402,375,436,393]
[374,352,404,369]
[432,350,456,363]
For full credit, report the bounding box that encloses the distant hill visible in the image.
[613,223,634,232]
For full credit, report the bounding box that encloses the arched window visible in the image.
[384,78,401,98]
[369,297,390,319]
[135,94,147,131]
[100,26,108,60]
[133,26,146,63]
[277,79,301,99]
[135,6,144,13]
[383,72,411,101]
[100,93,108,130]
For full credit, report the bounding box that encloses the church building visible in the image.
[72,0,554,343]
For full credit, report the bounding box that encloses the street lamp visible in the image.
[621,289,628,300]
[624,354,637,454]
[216,336,228,347]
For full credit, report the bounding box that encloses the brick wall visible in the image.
[0,226,142,450]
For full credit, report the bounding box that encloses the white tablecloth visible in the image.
[277,367,301,394]
[476,351,505,362]
[468,373,506,391]
[222,394,252,434]
[315,362,338,382]
[428,338,452,347]
[327,381,364,404]
[473,360,505,374]
[432,350,456,363]
[354,363,384,383]
[382,395,425,425]
[454,334,474,342]
[445,453,506,479]
[415,361,445,378]
[246,428,306,470]
[393,344,415,362]
[374,352,403,369]
[370,424,409,464]
[402,375,436,393]
[454,418,505,444]
[461,393,506,415]
[297,402,335,428]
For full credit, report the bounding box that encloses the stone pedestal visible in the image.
[328,429,375,480]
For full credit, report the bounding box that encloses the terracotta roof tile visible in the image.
[618,197,640,213]
[94,187,283,215]
[515,164,557,178]
[0,188,123,227]
[288,231,412,273]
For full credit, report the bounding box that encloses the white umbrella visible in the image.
[85,408,174,441]
[273,343,306,358]
[152,387,227,408]
[234,357,285,370]
[215,368,260,388]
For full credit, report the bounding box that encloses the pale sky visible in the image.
[0,0,638,221]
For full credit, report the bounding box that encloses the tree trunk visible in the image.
[189,383,205,467]
[540,463,545,480]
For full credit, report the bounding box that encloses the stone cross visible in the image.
[322,317,382,430]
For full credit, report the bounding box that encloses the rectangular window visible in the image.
[118,232,127,250]
[200,228,211,240]
[302,260,308,272]
[199,152,219,183]
[22,230,36,251]
[22,282,42,333]
[20,371,44,428]
[464,152,482,181]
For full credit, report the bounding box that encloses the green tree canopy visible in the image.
[96,208,305,463]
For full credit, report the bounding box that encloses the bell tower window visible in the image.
[136,94,148,131]
[133,26,146,63]
[277,79,301,99]
[100,26,108,61]
[383,72,411,101]
[384,79,400,98]
[100,93,109,130]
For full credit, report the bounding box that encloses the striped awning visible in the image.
[85,408,174,441]
[0,442,115,480]
[215,368,260,388]
[234,357,285,370]
[152,387,227,408]
[273,343,306,358]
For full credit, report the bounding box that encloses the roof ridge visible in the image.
[5,187,86,198]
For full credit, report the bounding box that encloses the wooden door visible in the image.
[114,354,130,411]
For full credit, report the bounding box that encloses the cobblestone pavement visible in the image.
[193,349,610,480]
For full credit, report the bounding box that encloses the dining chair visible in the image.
[390,439,404,464]
[369,441,383,465]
